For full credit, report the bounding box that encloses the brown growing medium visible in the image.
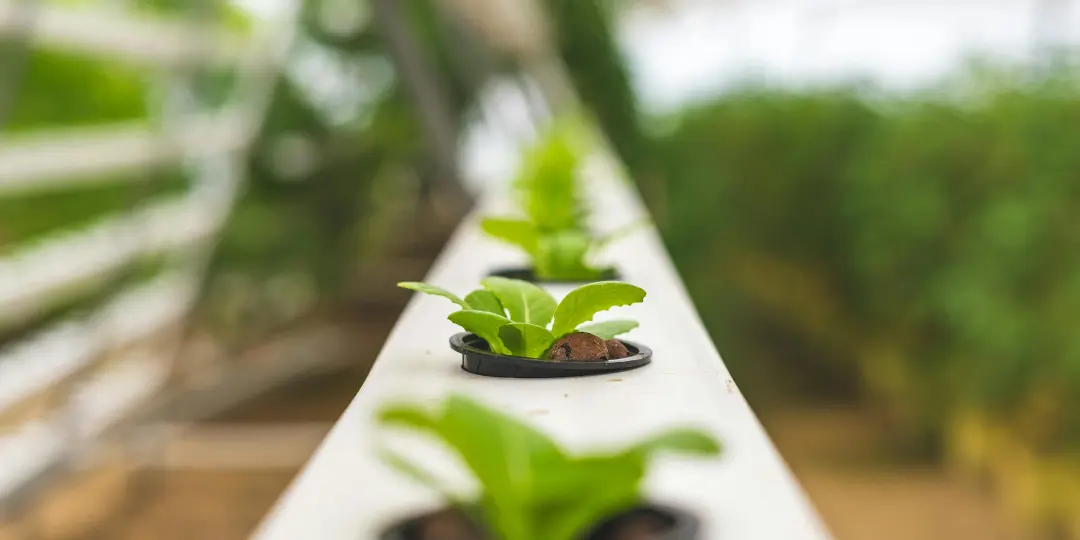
[605,339,631,359]
[548,332,609,362]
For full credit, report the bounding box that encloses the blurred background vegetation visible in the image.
[658,78,1080,452]
[5,0,1080,538]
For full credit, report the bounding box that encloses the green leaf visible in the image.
[440,396,569,540]
[481,277,557,327]
[527,453,643,506]
[378,394,722,540]
[448,310,513,355]
[465,289,505,316]
[397,282,470,310]
[576,320,638,340]
[514,125,584,232]
[551,282,646,338]
[533,456,644,540]
[379,403,441,431]
[534,231,602,281]
[625,429,723,458]
[498,323,556,358]
[380,395,569,540]
[481,218,540,255]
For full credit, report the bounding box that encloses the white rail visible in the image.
[0,114,251,194]
[0,421,65,501]
[0,3,257,66]
[71,348,172,441]
[253,151,832,539]
[0,194,221,329]
[0,0,301,511]
[0,273,193,416]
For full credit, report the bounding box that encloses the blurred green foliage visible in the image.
[198,0,488,342]
[6,49,148,129]
[653,80,1080,452]
[0,47,156,250]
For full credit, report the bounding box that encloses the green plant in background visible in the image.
[397,277,643,358]
[481,120,642,281]
[378,393,721,540]
[649,75,1080,453]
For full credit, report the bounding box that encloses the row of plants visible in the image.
[385,123,724,539]
[650,72,1080,535]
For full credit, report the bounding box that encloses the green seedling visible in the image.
[481,118,645,281]
[481,219,647,282]
[378,393,722,540]
[397,278,645,358]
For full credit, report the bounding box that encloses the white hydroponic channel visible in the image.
[253,148,832,539]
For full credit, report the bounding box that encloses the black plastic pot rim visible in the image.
[379,501,699,540]
[487,266,621,285]
[450,332,652,378]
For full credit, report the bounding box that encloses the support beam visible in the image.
[0,196,221,330]
[0,274,192,416]
[0,3,257,66]
[0,115,252,195]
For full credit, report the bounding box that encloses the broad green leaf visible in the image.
[445,396,569,540]
[439,396,567,540]
[448,310,513,355]
[576,320,638,340]
[481,277,557,327]
[481,218,540,255]
[465,289,505,316]
[380,395,567,496]
[551,282,646,338]
[378,394,722,540]
[533,456,644,540]
[527,454,644,507]
[379,403,441,431]
[534,231,602,281]
[625,429,723,458]
[498,323,556,359]
[397,282,470,310]
[514,124,584,232]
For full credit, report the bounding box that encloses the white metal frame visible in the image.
[0,3,259,66]
[0,0,302,510]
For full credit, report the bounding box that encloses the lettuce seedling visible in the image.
[378,394,722,540]
[481,220,645,282]
[397,277,644,358]
[480,118,644,281]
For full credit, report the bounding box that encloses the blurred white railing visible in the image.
[0,0,301,510]
[0,273,193,415]
[0,3,258,66]
[0,114,252,194]
[0,422,65,504]
[0,195,222,329]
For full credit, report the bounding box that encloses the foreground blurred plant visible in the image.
[378,393,721,540]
